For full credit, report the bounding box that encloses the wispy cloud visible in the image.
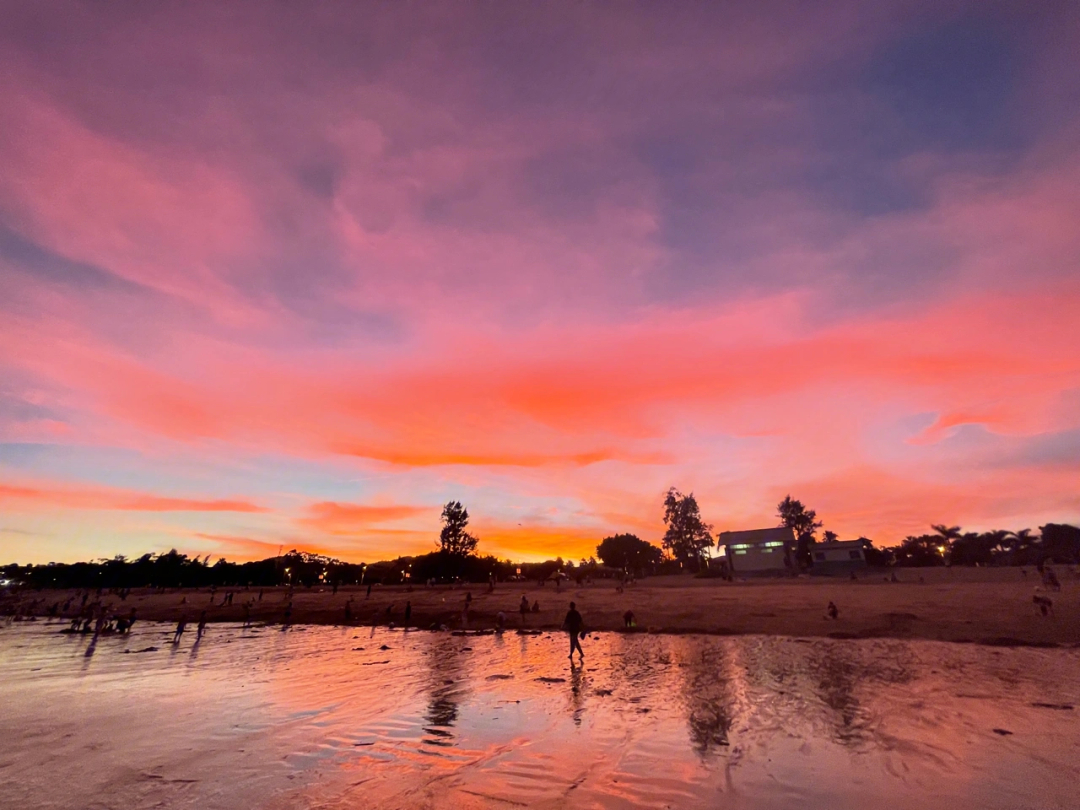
[1,2,1078,562]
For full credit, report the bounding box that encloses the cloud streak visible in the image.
[0,482,267,513]
[1,2,1078,562]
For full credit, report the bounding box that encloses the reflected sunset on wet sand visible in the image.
[2,622,1077,809]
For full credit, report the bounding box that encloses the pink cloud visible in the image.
[0,481,267,513]
[2,3,1078,562]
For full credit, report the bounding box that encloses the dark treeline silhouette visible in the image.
[0,549,623,591]
[596,533,664,575]
[883,523,1080,568]
[3,491,1077,590]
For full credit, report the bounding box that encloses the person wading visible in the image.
[562,601,585,661]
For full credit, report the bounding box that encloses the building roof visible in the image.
[813,539,865,550]
[717,527,794,546]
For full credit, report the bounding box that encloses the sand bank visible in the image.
[9,567,1079,646]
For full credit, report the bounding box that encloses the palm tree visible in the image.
[1004,528,1036,565]
[930,525,962,562]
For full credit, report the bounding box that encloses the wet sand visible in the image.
[13,567,1080,646]
[2,620,1078,809]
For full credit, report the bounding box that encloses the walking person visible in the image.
[173,614,187,644]
[197,611,208,639]
[405,600,412,627]
[562,602,585,661]
[519,594,529,626]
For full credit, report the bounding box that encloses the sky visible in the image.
[2,1,1079,565]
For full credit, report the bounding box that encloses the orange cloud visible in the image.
[297,501,434,535]
[0,482,267,513]
[191,533,333,561]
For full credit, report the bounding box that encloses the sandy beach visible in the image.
[11,567,1078,646]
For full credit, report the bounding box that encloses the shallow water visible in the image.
[1,622,1078,809]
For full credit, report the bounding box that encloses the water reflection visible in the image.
[4,625,1080,810]
[568,660,586,725]
[422,634,468,745]
[807,643,870,746]
[679,641,736,755]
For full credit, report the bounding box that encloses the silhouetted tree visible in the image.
[662,488,713,572]
[930,524,962,563]
[1039,524,1080,564]
[438,501,479,557]
[998,528,1036,565]
[822,530,838,543]
[777,496,823,541]
[893,534,947,567]
[858,537,892,567]
[596,534,663,573]
[950,531,999,566]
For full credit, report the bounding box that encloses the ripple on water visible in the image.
[1,622,1079,810]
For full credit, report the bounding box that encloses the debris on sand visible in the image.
[992,728,1013,736]
[536,677,566,684]
[1031,702,1073,710]
[124,647,159,654]
[486,674,514,680]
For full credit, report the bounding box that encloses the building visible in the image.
[716,527,795,576]
[808,539,868,576]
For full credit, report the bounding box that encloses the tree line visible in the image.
[3,492,1078,590]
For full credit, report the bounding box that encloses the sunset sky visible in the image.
[2,2,1078,565]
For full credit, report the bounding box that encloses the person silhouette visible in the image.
[173,615,187,644]
[562,602,585,660]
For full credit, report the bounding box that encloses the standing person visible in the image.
[243,602,252,628]
[404,601,412,627]
[197,611,208,639]
[283,601,293,629]
[519,594,529,626]
[562,602,585,661]
[366,583,372,599]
